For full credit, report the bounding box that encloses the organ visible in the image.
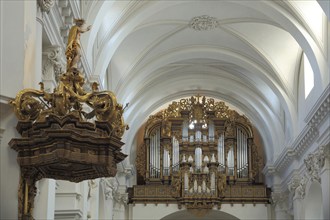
[131,95,269,212]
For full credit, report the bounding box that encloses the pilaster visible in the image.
[288,174,307,220]
[271,192,292,220]
[319,144,330,220]
[54,180,85,219]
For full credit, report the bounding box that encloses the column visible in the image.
[100,178,117,220]
[113,189,128,220]
[33,2,57,219]
[34,179,56,220]
[87,179,99,220]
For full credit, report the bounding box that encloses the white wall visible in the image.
[0,104,20,219]
[131,204,270,220]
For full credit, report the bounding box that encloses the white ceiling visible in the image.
[80,0,328,164]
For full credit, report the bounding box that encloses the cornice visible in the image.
[264,86,329,175]
[305,84,330,126]
[43,5,65,46]
[68,0,80,19]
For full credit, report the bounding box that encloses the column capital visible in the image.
[42,45,65,85]
[37,0,55,13]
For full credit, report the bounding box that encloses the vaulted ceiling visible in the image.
[79,1,328,165]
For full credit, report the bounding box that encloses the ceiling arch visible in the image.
[79,0,327,165]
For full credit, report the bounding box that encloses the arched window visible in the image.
[303,53,314,98]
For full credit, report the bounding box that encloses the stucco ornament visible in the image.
[42,46,65,83]
[288,174,307,199]
[304,146,327,183]
[295,176,307,199]
[189,15,219,31]
[101,177,119,200]
[37,0,55,13]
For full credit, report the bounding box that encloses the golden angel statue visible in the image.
[66,18,91,71]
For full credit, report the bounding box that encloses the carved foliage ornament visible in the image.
[42,46,65,83]
[146,95,250,131]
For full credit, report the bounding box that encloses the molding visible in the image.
[43,6,66,47]
[54,209,83,219]
[305,84,330,126]
[0,94,13,104]
[68,0,80,20]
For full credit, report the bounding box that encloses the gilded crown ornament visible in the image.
[9,19,128,220]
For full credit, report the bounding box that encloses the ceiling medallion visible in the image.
[189,15,219,31]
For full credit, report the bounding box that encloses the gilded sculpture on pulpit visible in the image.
[66,18,91,71]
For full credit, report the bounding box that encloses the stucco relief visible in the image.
[101,177,119,200]
[288,174,307,200]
